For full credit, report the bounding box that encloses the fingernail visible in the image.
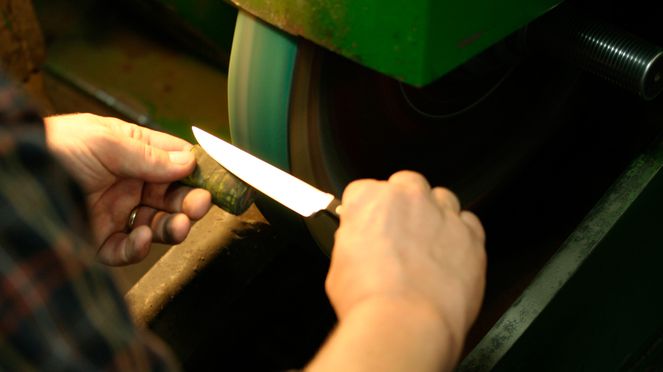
[169,151,193,165]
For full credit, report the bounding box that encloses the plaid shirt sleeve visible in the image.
[0,76,179,371]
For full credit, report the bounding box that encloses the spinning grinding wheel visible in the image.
[227,11,580,255]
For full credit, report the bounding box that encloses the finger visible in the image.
[97,226,152,266]
[130,205,159,228]
[341,178,380,208]
[460,211,486,243]
[88,178,142,247]
[110,118,193,151]
[182,188,212,220]
[141,184,212,220]
[128,206,193,244]
[432,187,461,214]
[149,211,191,244]
[140,183,171,209]
[141,128,193,151]
[388,170,431,192]
[107,137,195,182]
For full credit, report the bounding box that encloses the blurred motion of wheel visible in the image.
[229,11,580,255]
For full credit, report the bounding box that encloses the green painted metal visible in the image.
[227,11,297,170]
[459,143,663,371]
[227,0,562,86]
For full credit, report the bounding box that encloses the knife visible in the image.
[192,126,342,220]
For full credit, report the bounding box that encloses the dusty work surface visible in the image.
[121,205,267,326]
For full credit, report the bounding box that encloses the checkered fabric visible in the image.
[0,75,177,371]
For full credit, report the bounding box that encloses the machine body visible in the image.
[227,0,562,85]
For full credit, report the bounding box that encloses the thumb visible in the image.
[112,137,195,182]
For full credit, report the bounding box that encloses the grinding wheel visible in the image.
[228,11,580,255]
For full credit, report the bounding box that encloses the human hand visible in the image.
[326,171,486,358]
[44,113,212,266]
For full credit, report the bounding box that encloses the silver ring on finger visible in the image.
[126,206,140,231]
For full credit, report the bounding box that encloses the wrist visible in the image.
[341,294,465,337]
[346,296,464,366]
[308,295,463,372]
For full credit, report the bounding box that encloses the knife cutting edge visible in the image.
[191,126,341,220]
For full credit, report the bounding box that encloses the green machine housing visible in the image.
[145,0,561,85]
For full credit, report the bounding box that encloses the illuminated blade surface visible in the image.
[192,126,335,217]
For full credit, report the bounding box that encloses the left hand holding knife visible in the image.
[44,114,212,265]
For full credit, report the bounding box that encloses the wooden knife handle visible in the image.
[180,144,257,215]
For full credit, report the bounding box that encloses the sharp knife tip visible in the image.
[191,126,207,144]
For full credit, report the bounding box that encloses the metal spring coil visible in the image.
[573,21,663,100]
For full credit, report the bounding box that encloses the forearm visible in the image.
[305,297,461,372]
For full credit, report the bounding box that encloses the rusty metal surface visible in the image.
[0,0,52,111]
[0,0,45,81]
[124,205,270,327]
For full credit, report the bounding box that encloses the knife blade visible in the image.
[192,126,341,219]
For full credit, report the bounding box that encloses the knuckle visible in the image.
[461,211,486,241]
[397,183,429,202]
[474,221,487,243]
[342,179,378,203]
[392,169,423,180]
[389,171,431,195]
[436,187,459,201]
[142,143,164,164]
[478,247,487,268]
[128,124,142,140]
[390,170,427,184]
[405,191,428,207]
